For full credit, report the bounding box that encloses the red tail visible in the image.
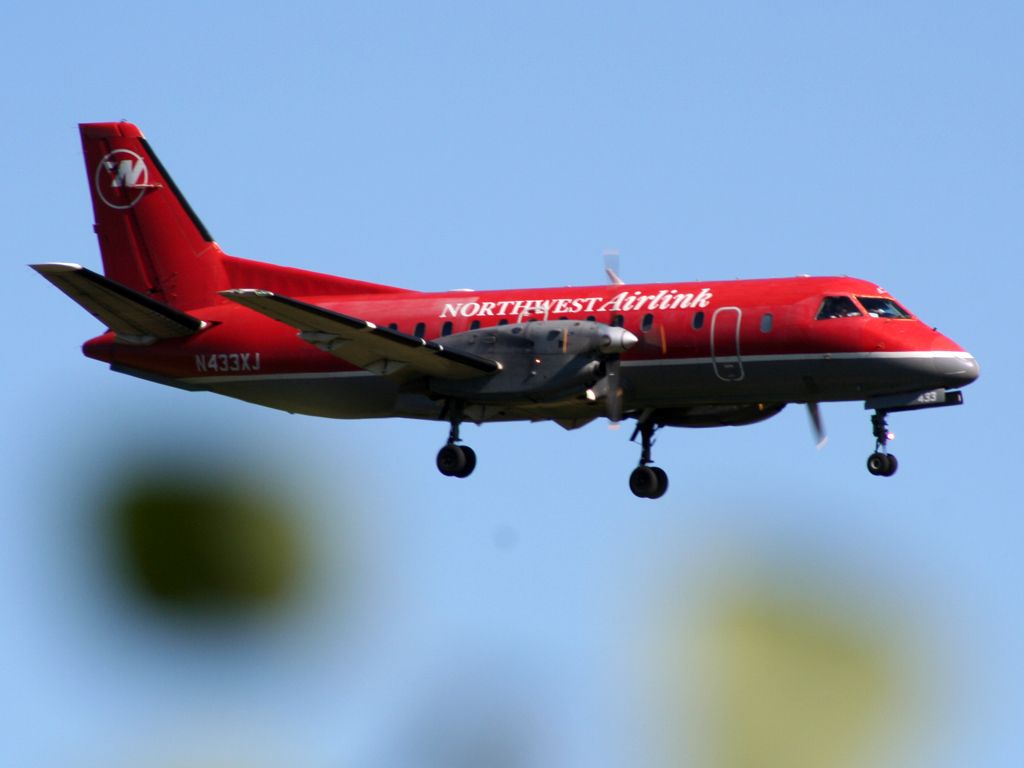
[81,122,226,310]
[81,122,413,307]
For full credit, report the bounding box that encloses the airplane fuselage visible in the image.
[83,275,977,426]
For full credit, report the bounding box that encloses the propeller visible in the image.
[604,357,623,422]
[586,356,624,422]
[807,402,828,448]
[591,326,637,423]
[603,249,625,285]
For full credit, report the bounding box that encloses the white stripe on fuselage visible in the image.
[621,350,975,368]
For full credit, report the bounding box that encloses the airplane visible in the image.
[33,121,980,499]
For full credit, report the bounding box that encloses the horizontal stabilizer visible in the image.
[31,263,205,343]
[221,289,500,379]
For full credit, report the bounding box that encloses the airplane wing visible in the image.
[31,263,205,342]
[221,289,501,379]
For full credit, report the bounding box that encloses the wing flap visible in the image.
[221,289,500,379]
[31,263,204,342]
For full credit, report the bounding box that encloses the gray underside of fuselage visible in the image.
[179,353,973,424]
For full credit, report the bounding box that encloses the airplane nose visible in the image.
[932,345,980,388]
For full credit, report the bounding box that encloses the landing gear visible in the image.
[437,402,476,478]
[866,451,897,477]
[437,443,476,478]
[629,465,668,499]
[866,411,898,477]
[860,389,968,478]
[629,419,669,499]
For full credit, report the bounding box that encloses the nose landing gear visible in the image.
[629,418,669,499]
[436,402,476,478]
[867,411,898,477]
[862,389,967,477]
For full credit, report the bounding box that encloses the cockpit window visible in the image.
[857,297,912,319]
[816,296,862,319]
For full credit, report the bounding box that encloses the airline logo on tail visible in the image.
[94,149,150,209]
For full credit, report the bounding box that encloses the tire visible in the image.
[649,466,669,499]
[454,446,477,478]
[866,452,887,476]
[882,453,898,477]
[629,465,658,498]
[436,444,466,477]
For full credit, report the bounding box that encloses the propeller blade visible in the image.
[605,357,623,422]
[807,402,828,448]
[603,249,624,285]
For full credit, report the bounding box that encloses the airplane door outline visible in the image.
[711,306,744,381]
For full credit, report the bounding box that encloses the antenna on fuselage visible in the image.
[603,249,625,285]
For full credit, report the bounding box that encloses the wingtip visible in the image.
[30,262,85,274]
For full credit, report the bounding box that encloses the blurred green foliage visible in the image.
[699,590,898,768]
[106,467,308,614]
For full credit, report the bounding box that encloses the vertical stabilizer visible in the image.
[80,122,226,310]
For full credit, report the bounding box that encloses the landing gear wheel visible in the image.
[454,446,476,478]
[649,466,669,499]
[867,410,899,477]
[882,453,898,476]
[437,444,467,477]
[866,452,885,476]
[437,400,476,478]
[437,444,477,478]
[628,418,668,498]
[867,452,898,477]
[629,465,669,499]
[630,466,657,497]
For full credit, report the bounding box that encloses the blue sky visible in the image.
[2,2,1021,766]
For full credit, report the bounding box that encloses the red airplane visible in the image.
[34,122,979,498]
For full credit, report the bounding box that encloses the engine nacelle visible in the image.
[429,320,635,404]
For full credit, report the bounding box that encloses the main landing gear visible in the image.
[436,402,476,478]
[629,419,668,499]
[866,410,898,477]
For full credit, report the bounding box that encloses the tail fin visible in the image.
[80,122,226,310]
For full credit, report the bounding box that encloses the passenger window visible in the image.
[641,313,654,332]
[387,323,398,331]
[760,313,773,333]
[498,319,509,326]
[857,296,911,319]
[441,321,453,336]
[585,315,596,322]
[470,320,481,330]
[414,322,426,338]
[816,296,862,319]
[611,314,624,327]
[692,311,705,330]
